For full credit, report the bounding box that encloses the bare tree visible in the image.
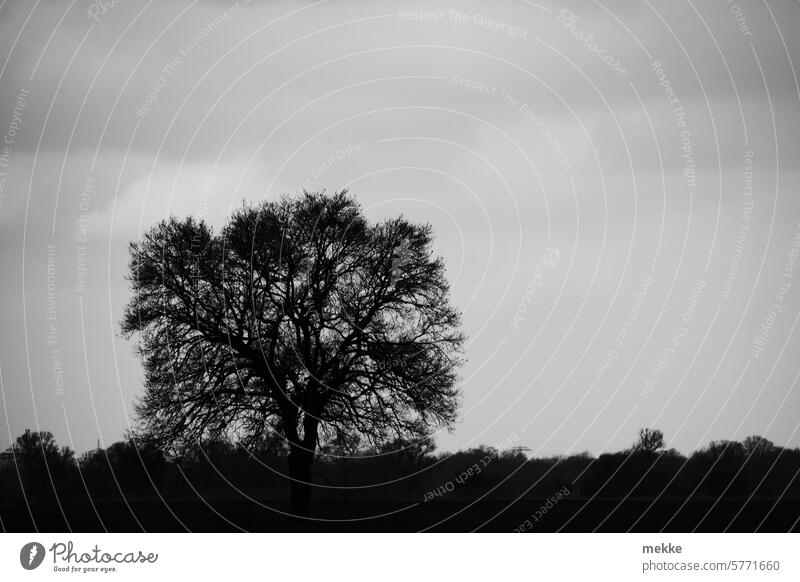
[121,190,465,515]
[7,429,74,499]
[633,428,665,454]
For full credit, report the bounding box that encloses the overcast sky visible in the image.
[1,0,799,457]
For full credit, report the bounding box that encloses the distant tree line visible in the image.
[1,428,798,507]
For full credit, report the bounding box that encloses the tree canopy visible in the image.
[120,190,465,513]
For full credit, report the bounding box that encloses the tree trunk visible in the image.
[287,443,314,517]
[284,396,321,518]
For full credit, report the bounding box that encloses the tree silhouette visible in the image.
[14,429,62,458]
[742,435,775,457]
[696,440,747,496]
[7,429,74,498]
[120,190,465,515]
[633,428,664,454]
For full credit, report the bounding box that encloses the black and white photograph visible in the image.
[0,0,799,578]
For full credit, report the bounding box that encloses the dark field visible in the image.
[2,497,798,532]
[4,430,800,532]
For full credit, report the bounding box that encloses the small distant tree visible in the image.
[633,428,665,454]
[12,429,74,465]
[377,435,437,472]
[8,429,74,498]
[121,191,465,515]
[705,440,745,461]
[695,440,747,496]
[742,435,775,457]
[13,429,56,455]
